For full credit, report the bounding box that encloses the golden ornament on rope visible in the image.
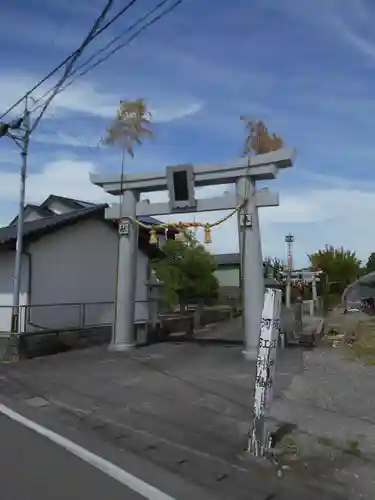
[129,201,246,245]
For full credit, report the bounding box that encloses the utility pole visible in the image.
[285,233,294,308]
[0,98,30,334]
[11,98,30,333]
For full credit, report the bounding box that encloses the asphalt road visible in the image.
[0,413,152,500]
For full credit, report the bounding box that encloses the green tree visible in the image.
[308,246,362,294]
[263,256,284,280]
[152,238,219,313]
[365,252,375,274]
[180,227,199,248]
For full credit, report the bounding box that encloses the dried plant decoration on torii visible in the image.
[101,99,240,246]
[108,115,287,246]
[91,110,295,357]
[240,116,284,156]
[101,98,153,158]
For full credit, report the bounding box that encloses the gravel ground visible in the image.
[269,309,375,499]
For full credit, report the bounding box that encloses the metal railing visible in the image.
[0,302,114,334]
[0,299,161,334]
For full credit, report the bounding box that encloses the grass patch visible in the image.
[317,436,334,447]
[278,432,299,456]
[322,292,341,312]
[345,319,375,365]
[343,439,362,457]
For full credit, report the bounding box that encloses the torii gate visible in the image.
[90,147,295,359]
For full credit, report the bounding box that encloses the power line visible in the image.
[30,0,117,134]
[31,0,172,112]
[30,2,185,165]
[37,112,103,159]
[75,0,172,72]
[0,0,141,122]
[31,0,184,113]
[64,0,184,89]
[0,0,114,120]
[3,0,186,167]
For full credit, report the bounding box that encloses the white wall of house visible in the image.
[0,251,29,332]
[26,218,150,331]
[0,219,150,332]
[214,267,240,287]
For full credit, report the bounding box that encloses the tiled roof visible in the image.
[40,195,96,210]
[1,186,182,254]
[0,205,108,248]
[8,204,55,226]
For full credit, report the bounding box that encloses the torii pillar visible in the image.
[90,148,295,358]
[237,176,266,359]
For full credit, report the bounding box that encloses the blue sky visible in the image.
[1,0,375,266]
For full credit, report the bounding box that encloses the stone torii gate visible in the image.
[90,148,295,359]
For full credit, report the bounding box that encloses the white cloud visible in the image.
[1,159,375,268]
[334,18,375,61]
[0,160,112,206]
[148,184,375,267]
[51,84,203,122]
[47,82,117,119]
[150,103,203,123]
[33,131,101,149]
[266,0,375,61]
[0,72,203,123]
[0,145,19,166]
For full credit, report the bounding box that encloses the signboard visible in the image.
[166,164,196,210]
[249,288,281,457]
[118,218,130,236]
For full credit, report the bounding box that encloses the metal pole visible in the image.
[285,234,294,309]
[11,98,30,333]
[312,275,317,311]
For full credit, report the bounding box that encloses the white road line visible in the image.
[0,403,176,500]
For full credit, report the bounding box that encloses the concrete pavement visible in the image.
[0,413,145,500]
[0,339,348,499]
[0,401,221,500]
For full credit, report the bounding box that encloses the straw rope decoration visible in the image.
[129,201,247,245]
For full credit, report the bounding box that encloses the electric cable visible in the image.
[31,0,184,114]
[0,0,141,121]
[30,0,117,134]
[30,0,173,113]
[37,112,103,160]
